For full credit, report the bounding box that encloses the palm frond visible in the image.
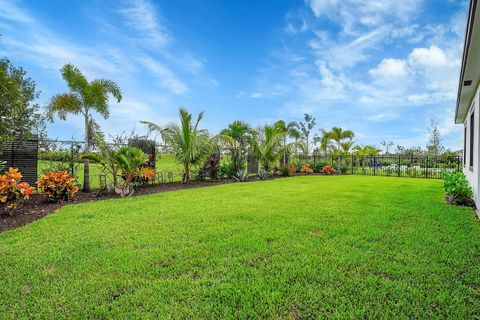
[46,93,83,121]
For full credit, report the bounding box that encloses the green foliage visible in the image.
[218,121,255,173]
[0,58,44,146]
[258,169,268,180]
[443,172,474,206]
[252,124,300,172]
[218,159,235,179]
[0,161,6,173]
[143,108,211,183]
[279,163,296,176]
[233,169,248,182]
[339,167,348,175]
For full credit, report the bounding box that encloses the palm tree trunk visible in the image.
[337,141,341,169]
[83,114,90,192]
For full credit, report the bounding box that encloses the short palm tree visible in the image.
[314,129,334,158]
[143,108,211,183]
[252,124,299,172]
[46,64,122,192]
[274,120,302,165]
[341,140,355,155]
[218,121,256,174]
[328,127,355,166]
[353,145,381,156]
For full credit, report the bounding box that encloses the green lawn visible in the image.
[1,176,479,318]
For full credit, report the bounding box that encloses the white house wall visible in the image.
[463,82,480,207]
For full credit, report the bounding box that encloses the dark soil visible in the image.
[0,175,289,233]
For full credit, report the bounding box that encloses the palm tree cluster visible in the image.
[46,64,382,187]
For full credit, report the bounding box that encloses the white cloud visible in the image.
[408,45,449,68]
[139,56,187,94]
[368,58,408,82]
[251,92,264,98]
[119,0,170,47]
[369,58,408,78]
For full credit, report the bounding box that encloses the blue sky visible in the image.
[0,0,468,150]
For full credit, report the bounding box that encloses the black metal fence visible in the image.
[36,139,181,190]
[2,137,464,191]
[293,154,462,179]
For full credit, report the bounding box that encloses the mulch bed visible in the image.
[0,175,290,233]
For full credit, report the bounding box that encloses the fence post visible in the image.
[373,155,376,176]
[351,155,354,174]
[398,156,401,177]
[70,142,75,177]
[425,155,428,178]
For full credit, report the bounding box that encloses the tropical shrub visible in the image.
[258,169,268,180]
[115,147,148,196]
[321,165,336,174]
[218,160,235,179]
[206,155,220,180]
[37,170,79,202]
[339,167,348,175]
[0,167,34,212]
[143,108,211,183]
[312,161,328,173]
[0,160,6,173]
[301,163,313,175]
[443,172,474,206]
[279,163,296,176]
[139,167,155,182]
[234,169,248,182]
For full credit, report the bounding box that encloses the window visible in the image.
[464,126,467,166]
[470,111,474,169]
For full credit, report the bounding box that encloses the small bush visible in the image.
[321,165,336,174]
[312,162,327,173]
[37,170,79,202]
[234,169,248,182]
[279,163,296,177]
[218,160,234,179]
[443,172,474,206]
[258,169,268,180]
[339,167,348,175]
[300,163,313,175]
[206,155,220,180]
[139,167,155,181]
[0,167,34,213]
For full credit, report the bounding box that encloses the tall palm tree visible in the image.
[218,121,256,173]
[46,64,122,192]
[142,108,211,183]
[328,127,355,167]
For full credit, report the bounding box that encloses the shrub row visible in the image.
[1,167,80,215]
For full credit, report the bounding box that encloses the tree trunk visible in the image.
[83,114,90,192]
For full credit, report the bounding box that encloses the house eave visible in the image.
[455,0,480,124]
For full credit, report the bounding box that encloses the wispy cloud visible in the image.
[118,0,171,48]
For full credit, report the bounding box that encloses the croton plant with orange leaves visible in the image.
[37,170,79,202]
[0,167,35,212]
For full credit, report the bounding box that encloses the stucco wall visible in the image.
[463,82,480,207]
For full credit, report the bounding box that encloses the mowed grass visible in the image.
[1,176,479,318]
